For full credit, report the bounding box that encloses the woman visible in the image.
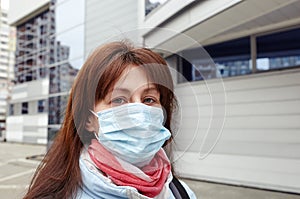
[24,41,196,199]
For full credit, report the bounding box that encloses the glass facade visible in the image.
[11,0,83,144]
[178,37,251,82]
[257,28,300,71]
[15,9,55,83]
[47,0,84,142]
[145,0,167,16]
[177,27,300,83]
[38,99,46,113]
[48,95,68,125]
[206,37,251,78]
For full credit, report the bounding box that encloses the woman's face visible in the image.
[86,65,161,133]
[95,65,161,112]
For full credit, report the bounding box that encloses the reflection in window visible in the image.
[178,37,251,82]
[56,0,84,69]
[15,9,55,84]
[49,64,78,94]
[38,100,46,113]
[48,95,68,125]
[257,27,300,71]
[47,0,82,132]
[48,127,59,143]
[145,0,167,15]
[205,37,251,79]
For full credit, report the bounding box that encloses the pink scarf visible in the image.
[88,139,171,198]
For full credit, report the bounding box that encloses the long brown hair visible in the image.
[24,41,176,199]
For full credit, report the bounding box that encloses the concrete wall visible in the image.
[10,79,49,102]
[6,79,49,144]
[6,114,48,144]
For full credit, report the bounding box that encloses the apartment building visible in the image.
[0,8,14,140]
[7,0,78,144]
[7,0,139,145]
[140,0,300,194]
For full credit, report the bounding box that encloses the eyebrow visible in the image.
[112,87,131,93]
[111,85,159,94]
[144,87,159,93]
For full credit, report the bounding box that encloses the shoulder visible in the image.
[169,175,197,199]
[178,179,197,199]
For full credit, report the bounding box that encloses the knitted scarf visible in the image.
[88,139,171,198]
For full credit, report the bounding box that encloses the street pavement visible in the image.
[0,142,300,199]
[0,142,45,199]
[183,179,300,199]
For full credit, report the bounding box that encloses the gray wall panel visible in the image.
[85,0,139,56]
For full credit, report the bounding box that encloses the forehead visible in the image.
[113,65,157,92]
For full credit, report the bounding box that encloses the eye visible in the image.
[111,97,128,106]
[143,97,157,105]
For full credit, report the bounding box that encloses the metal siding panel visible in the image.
[174,70,300,192]
[175,69,300,94]
[85,0,138,56]
[182,100,300,117]
[174,152,300,194]
[177,84,300,106]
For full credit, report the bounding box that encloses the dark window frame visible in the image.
[176,26,300,83]
[22,102,28,114]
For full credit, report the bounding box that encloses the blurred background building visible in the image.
[6,0,139,143]
[140,0,300,195]
[0,7,14,140]
[5,0,300,196]
[7,0,78,144]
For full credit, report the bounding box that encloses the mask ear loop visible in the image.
[89,110,100,139]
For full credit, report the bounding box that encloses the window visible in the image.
[48,95,68,125]
[145,0,167,16]
[178,37,251,82]
[48,96,60,125]
[257,27,300,70]
[176,26,300,83]
[22,102,28,114]
[9,104,14,116]
[38,100,46,113]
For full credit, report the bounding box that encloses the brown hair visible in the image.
[23,41,176,199]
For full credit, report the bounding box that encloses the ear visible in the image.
[85,115,99,133]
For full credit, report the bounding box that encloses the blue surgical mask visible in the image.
[90,103,171,167]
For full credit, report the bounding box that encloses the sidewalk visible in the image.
[0,142,300,199]
[0,142,45,199]
[183,179,300,199]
